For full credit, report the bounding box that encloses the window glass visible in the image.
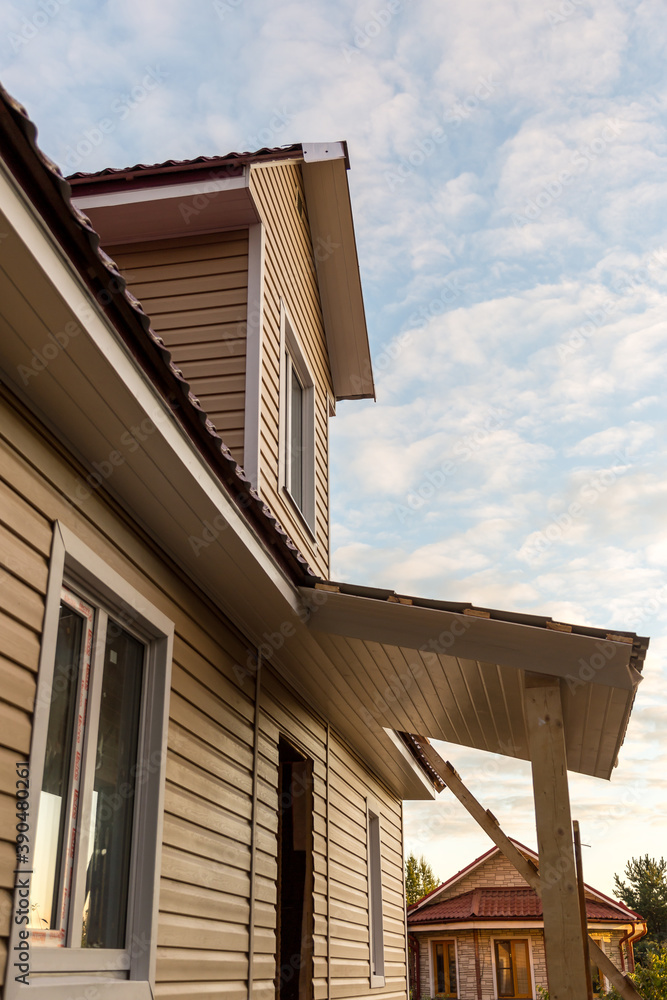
[514,942,530,995]
[30,592,93,942]
[30,590,145,953]
[496,940,514,996]
[433,940,457,996]
[590,937,605,996]
[289,361,304,510]
[81,622,144,949]
[495,939,531,998]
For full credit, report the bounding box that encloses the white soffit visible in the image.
[300,149,375,401]
[299,589,641,780]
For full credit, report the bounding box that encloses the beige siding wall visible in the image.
[0,387,405,999]
[249,162,332,578]
[109,231,249,466]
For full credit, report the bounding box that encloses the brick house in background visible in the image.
[407,841,646,999]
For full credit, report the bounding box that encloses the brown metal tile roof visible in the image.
[0,83,316,581]
[66,146,305,194]
[408,886,639,923]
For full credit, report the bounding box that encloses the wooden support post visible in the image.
[420,737,644,1000]
[574,821,594,1000]
[524,674,589,1000]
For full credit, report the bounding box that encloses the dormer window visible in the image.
[287,360,305,509]
[281,306,315,533]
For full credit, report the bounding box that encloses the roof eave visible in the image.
[300,143,375,401]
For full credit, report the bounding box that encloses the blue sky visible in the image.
[2,0,665,895]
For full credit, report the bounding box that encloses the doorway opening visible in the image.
[276,736,314,1000]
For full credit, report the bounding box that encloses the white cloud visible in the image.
[6,0,665,889]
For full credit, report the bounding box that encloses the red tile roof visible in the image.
[408,886,639,924]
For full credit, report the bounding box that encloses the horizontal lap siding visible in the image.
[0,388,407,1000]
[250,163,331,577]
[256,668,327,999]
[0,391,255,998]
[328,737,407,1000]
[0,463,50,974]
[109,232,249,467]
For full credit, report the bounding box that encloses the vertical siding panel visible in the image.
[250,163,331,577]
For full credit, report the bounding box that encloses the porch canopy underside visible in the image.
[299,585,648,781]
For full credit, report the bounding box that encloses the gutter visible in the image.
[619,921,647,973]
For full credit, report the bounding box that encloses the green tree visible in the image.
[405,852,439,905]
[605,943,667,1000]
[614,855,667,955]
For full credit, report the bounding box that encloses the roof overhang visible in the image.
[68,141,375,402]
[299,586,646,780]
[70,168,260,244]
[300,142,374,401]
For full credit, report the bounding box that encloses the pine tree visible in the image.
[405,852,439,904]
[614,855,667,945]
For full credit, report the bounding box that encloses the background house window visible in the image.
[494,939,532,998]
[590,936,607,996]
[367,800,385,987]
[432,939,457,997]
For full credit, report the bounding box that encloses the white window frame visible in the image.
[6,522,173,1000]
[367,797,385,988]
[278,302,316,535]
[428,935,460,998]
[489,934,536,1000]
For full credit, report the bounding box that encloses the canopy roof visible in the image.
[300,582,647,781]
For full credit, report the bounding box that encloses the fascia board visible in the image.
[301,589,639,690]
[301,155,375,401]
[384,728,438,799]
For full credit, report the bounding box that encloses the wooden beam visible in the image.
[524,674,590,1000]
[439,759,542,891]
[589,938,643,999]
[420,739,644,1000]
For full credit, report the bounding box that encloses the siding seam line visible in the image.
[248,652,262,1000]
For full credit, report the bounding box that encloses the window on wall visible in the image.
[590,936,607,997]
[494,939,532,998]
[432,940,458,997]
[281,307,315,532]
[367,799,385,988]
[7,524,173,1000]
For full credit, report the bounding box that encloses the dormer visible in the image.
[69,142,374,578]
